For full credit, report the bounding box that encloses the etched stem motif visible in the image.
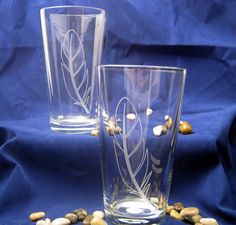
[113,97,152,203]
[61,29,90,114]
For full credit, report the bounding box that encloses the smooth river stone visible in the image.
[91,217,108,225]
[170,209,182,220]
[180,207,199,217]
[36,220,47,225]
[51,218,71,225]
[174,202,184,212]
[92,211,105,219]
[200,218,219,225]
[30,212,46,221]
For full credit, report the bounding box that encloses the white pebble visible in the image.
[179,120,183,125]
[200,218,219,225]
[36,220,47,225]
[92,210,105,219]
[51,218,71,225]
[126,113,136,120]
[146,108,153,116]
[165,115,170,121]
[150,197,159,204]
[153,125,164,136]
[91,217,108,225]
[45,218,51,225]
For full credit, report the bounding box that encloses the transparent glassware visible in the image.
[98,65,186,224]
[40,6,105,133]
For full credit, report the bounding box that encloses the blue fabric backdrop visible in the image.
[0,0,236,224]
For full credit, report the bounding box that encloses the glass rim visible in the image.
[40,5,105,15]
[98,64,186,73]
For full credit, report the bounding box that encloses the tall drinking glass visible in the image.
[98,65,186,224]
[40,6,105,133]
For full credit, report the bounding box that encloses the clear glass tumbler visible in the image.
[98,65,186,224]
[40,6,105,133]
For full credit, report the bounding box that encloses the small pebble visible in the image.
[146,108,153,116]
[114,126,122,134]
[91,217,108,225]
[166,205,174,214]
[92,211,105,219]
[65,213,78,223]
[165,115,170,120]
[83,215,94,225]
[126,113,136,120]
[106,126,115,136]
[174,202,184,212]
[36,220,47,225]
[91,129,99,136]
[73,209,88,221]
[45,218,51,225]
[153,125,165,136]
[179,121,192,134]
[30,212,46,222]
[195,223,203,225]
[180,207,199,217]
[162,126,167,134]
[150,197,159,204]
[192,214,202,223]
[183,216,195,224]
[165,116,173,129]
[200,218,219,225]
[170,209,182,220]
[58,115,64,120]
[51,218,71,225]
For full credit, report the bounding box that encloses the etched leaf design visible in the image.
[61,29,90,113]
[113,97,152,202]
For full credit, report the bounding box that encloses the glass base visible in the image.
[105,200,165,225]
[50,115,98,134]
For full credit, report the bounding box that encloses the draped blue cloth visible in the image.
[0,0,236,224]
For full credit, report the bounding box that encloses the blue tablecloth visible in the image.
[0,1,236,224]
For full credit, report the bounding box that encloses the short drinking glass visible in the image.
[40,6,105,133]
[98,65,186,224]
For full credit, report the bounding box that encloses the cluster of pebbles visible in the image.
[90,109,193,137]
[29,209,107,225]
[167,202,219,225]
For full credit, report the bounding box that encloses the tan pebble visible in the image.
[36,220,47,225]
[74,208,88,221]
[91,217,108,225]
[174,202,184,211]
[83,215,94,225]
[29,212,46,222]
[150,197,159,204]
[107,119,116,127]
[91,129,99,136]
[126,113,136,120]
[170,209,182,220]
[162,126,167,134]
[65,213,78,223]
[200,218,218,225]
[180,207,199,217]
[106,126,115,136]
[114,126,122,134]
[153,125,164,136]
[195,223,203,225]
[192,214,202,223]
[146,108,153,116]
[51,218,71,225]
[165,116,173,129]
[92,211,104,219]
[165,205,174,214]
[179,121,192,134]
